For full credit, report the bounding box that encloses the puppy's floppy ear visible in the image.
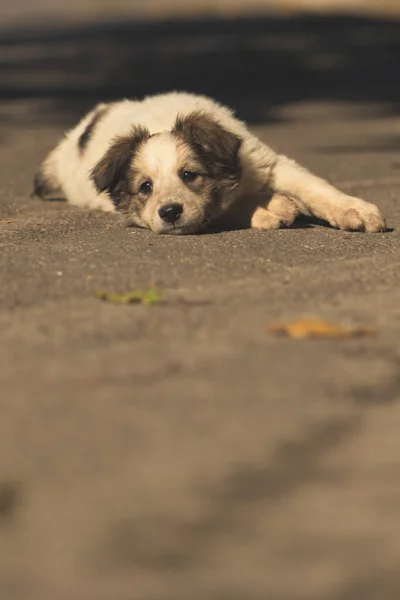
[173,111,242,178]
[90,126,150,199]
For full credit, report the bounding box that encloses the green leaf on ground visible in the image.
[96,287,164,305]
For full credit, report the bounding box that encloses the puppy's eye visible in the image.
[139,180,153,194]
[182,171,199,183]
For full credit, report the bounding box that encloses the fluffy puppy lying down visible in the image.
[34,92,386,235]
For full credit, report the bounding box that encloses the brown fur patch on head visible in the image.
[90,126,150,211]
[172,111,242,180]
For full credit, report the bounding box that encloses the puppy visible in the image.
[34,92,386,234]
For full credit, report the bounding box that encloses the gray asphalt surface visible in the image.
[1,9,400,600]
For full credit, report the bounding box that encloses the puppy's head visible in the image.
[90,111,242,234]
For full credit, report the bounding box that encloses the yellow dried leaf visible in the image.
[267,318,374,340]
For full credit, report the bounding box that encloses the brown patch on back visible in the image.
[78,104,109,153]
[172,111,242,180]
[90,126,150,211]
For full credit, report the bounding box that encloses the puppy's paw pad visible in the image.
[335,203,386,233]
[251,211,282,231]
[340,208,365,231]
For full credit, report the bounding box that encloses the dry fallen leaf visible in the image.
[268,318,374,340]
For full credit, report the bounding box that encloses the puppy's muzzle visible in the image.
[158,203,183,225]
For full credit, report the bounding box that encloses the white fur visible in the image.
[40,91,386,233]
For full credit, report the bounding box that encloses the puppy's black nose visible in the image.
[158,203,183,225]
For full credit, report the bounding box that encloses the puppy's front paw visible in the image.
[251,208,283,230]
[251,194,300,231]
[331,198,386,233]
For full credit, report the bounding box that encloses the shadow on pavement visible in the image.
[0,13,400,128]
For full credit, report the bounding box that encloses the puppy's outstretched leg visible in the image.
[271,155,386,232]
[251,193,300,230]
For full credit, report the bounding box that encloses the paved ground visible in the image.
[1,8,400,600]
